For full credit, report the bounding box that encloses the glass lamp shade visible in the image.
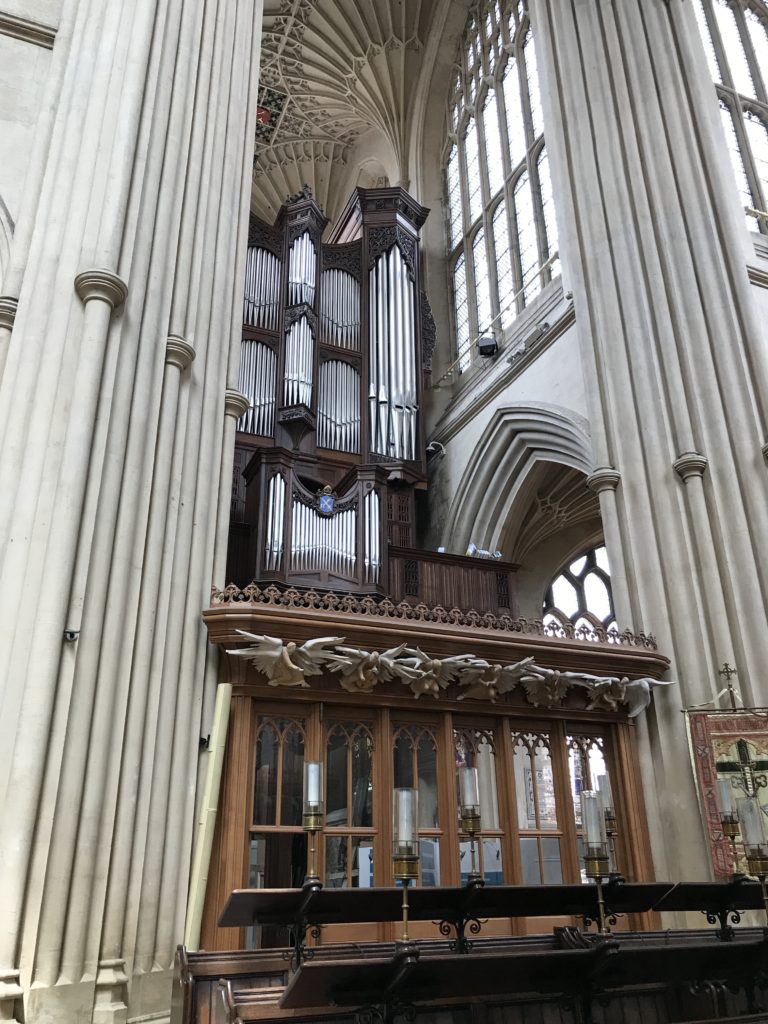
[738,796,768,853]
[459,766,481,815]
[393,788,419,858]
[581,790,607,850]
[596,775,614,817]
[717,778,736,817]
[303,761,324,816]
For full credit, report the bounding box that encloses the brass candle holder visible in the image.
[581,790,610,934]
[597,775,618,874]
[302,762,324,886]
[717,778,741,874]
[738,796,768,926]
[459,766,483,885]
[393,788,420,943]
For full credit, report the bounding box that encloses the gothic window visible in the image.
[325,721,376,888]
[693,0,768,230]
[446,0,559,374]
[543,545,618,635]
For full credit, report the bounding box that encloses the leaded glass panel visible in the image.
[694,0,768,224]
[473,230,493,334]
[445,2,559,372]
[483,91,505,195]
[464,120,483,222]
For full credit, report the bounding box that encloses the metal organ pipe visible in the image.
[364,490,380,584]
[288,231,316,307]
[264,473,286,571]
[317,359,360,453]
[368,246,418,460]
[319,269,360,349]
[243,247,280,330]
[290,498,357,578]
[283,316,313,407]
[237,340,276,435]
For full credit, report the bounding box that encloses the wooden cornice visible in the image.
[203,599,670,682]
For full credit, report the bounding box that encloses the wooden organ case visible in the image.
[229,186,435,596]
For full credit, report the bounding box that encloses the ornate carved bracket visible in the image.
[368,226,417,281]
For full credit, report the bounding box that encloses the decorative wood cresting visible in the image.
[227,630,673,713]
[210,582,659,649]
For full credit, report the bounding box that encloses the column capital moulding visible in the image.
[673,451,708,482]
[224,389,250,420]
[586,467,621,494]
[74,269,128,310]
[0,296,18,330]
[165,334,196,371]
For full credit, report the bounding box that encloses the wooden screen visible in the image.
[202,699,651,950]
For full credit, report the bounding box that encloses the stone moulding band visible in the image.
[209,582,658,650]
[74,268,129,310]
[0,296,18,330]
[165,334,196,371]
[673,451,708,481]
[224,389,250,420]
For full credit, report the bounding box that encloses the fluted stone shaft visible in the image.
[531,0,768,880]
[0,0,262,1021]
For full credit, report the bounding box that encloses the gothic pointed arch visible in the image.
[442,403,594,554]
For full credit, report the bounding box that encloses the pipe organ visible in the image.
[232,186,433,594]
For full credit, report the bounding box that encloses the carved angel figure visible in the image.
[228,631,347,687]
[329,644,420,694]
[399,648,488,699]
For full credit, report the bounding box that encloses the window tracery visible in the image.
[445,1,559,373]
[693,0,768,230]
[543,546,617,635]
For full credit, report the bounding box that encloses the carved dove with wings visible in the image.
[228,632,347,687]
[399,648,489,699]
[328,643,420,694]
[457,655,538,702]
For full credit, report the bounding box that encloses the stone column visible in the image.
[0,0,262,1020]
[531,0,768,879]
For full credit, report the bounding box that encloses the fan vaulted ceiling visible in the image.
[251,0,447,225]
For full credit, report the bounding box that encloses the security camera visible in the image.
[426,441,446,459]
[63,629,80,642]
[477,334,498,357]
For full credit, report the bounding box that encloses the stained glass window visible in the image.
[445,0,559,373]
[694,0,768,228]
